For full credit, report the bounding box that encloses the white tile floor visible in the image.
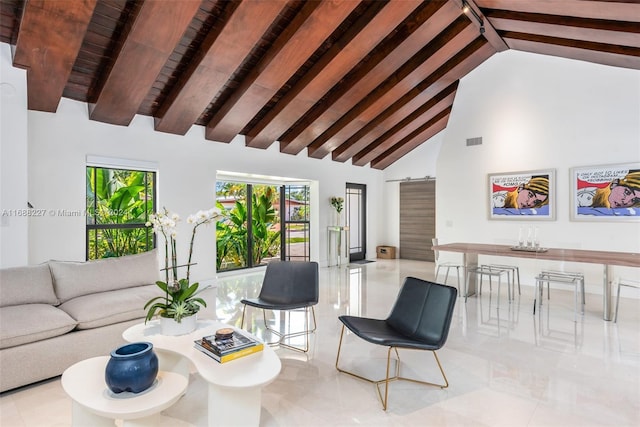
[1,259,639,426]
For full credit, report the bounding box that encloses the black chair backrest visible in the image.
[386,277,457,349]
[259,261,319,305]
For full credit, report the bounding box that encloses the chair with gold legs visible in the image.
[335,277,457,410]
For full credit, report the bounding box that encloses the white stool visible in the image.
[466,265,512,304]
[614,277,640,322]
[433,238,463,293]
[534,271,585,319]
[482,264,521,296]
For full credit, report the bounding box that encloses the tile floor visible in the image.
[1,259,639,426]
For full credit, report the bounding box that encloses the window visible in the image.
[283,184,310,261]
[216,180,310,272]
[86,166,156,260]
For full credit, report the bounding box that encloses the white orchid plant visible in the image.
[144,207,223,323]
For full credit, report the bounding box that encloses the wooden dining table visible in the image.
[432,242,640,321]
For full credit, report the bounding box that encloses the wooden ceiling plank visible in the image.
[505,35,640,69]
[342,82,458,164]
[351,41,495,166]
[88,0,201,126]
[371,110,451,170]
[13,0,97,112]
[475,0,640,23]
[352,93,455,166]
[279,0,461,155]
[348,83,458,165]
[205,0,360,143]
[244,0,422,149]
[154,0,289,135]
[311,20,477,160]
[487,11,640,48]
[455,0,508,52]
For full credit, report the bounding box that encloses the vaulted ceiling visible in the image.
[1,0,638,169]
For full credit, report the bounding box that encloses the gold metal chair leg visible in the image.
[336,325,450,410]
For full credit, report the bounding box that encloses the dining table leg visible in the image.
[464,252,478,298]
[603,264,613,321]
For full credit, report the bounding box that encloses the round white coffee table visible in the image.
[61,356,188,427]
[123,319,281,427]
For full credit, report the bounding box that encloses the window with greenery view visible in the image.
[215,182,310,272]
[86,167,156,260]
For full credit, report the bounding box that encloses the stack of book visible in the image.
[194,328,264,363]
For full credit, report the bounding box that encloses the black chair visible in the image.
[335,277,457,410]
[240,261,319,352]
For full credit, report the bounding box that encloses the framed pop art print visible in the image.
[488,169,556,220]
[570,163,640,221]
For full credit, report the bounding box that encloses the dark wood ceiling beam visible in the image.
[475,0,640,22]
[279,0,461,155]
[451,0,508,52]
[12,0,97,112]
[205,0,360,143]
[503,31,640,69]
[370,108,452,170]
[244,0,421,150]
[487,10,640,48]
[87,0,201,126]
[154,0,288,135]
[351,39,494,166]
[349,82,458,166]
[318,20,477,161]
[353,93,455,167]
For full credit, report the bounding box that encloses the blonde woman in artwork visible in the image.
[503,176,549,209]
[591,171,640,208]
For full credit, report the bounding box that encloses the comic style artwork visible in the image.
[571,164,640,220]
[489,170,555,220]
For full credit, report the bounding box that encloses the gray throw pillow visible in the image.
[0,264,58,307]
[50,249,160,303]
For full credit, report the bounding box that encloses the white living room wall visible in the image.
[0,42,384,277]
[23,101,384,280]
[0,44,28,268]
[385,49,640,291]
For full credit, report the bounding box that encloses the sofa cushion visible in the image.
[59,284,159,330]
[0,304,77,349]
[50,249,160,303]
[0,264,58,307]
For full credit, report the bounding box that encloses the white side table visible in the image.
[61,356,187,427]
[327,226,349,266]
[123,319,281,427]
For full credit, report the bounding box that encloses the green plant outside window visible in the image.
[86,167,156,259]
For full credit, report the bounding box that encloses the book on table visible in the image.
[201,328,258,355]
[194,328,264,363]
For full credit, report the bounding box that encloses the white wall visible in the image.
[0,43,29,267]
[23,99,384,278]
[386,50,640,291]
[0,42,385,275]
[380,132,443,248]
[22,99,384,280]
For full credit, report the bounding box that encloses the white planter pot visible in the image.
[160,314,197,336]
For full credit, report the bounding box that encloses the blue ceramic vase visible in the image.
[105,342,158,394]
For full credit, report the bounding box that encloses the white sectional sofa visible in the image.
[0,250,161,392]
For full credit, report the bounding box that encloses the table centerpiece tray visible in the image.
[510,246,548,253]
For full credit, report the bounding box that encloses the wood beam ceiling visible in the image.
[13,0,97,112]
[2,0,638,169]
